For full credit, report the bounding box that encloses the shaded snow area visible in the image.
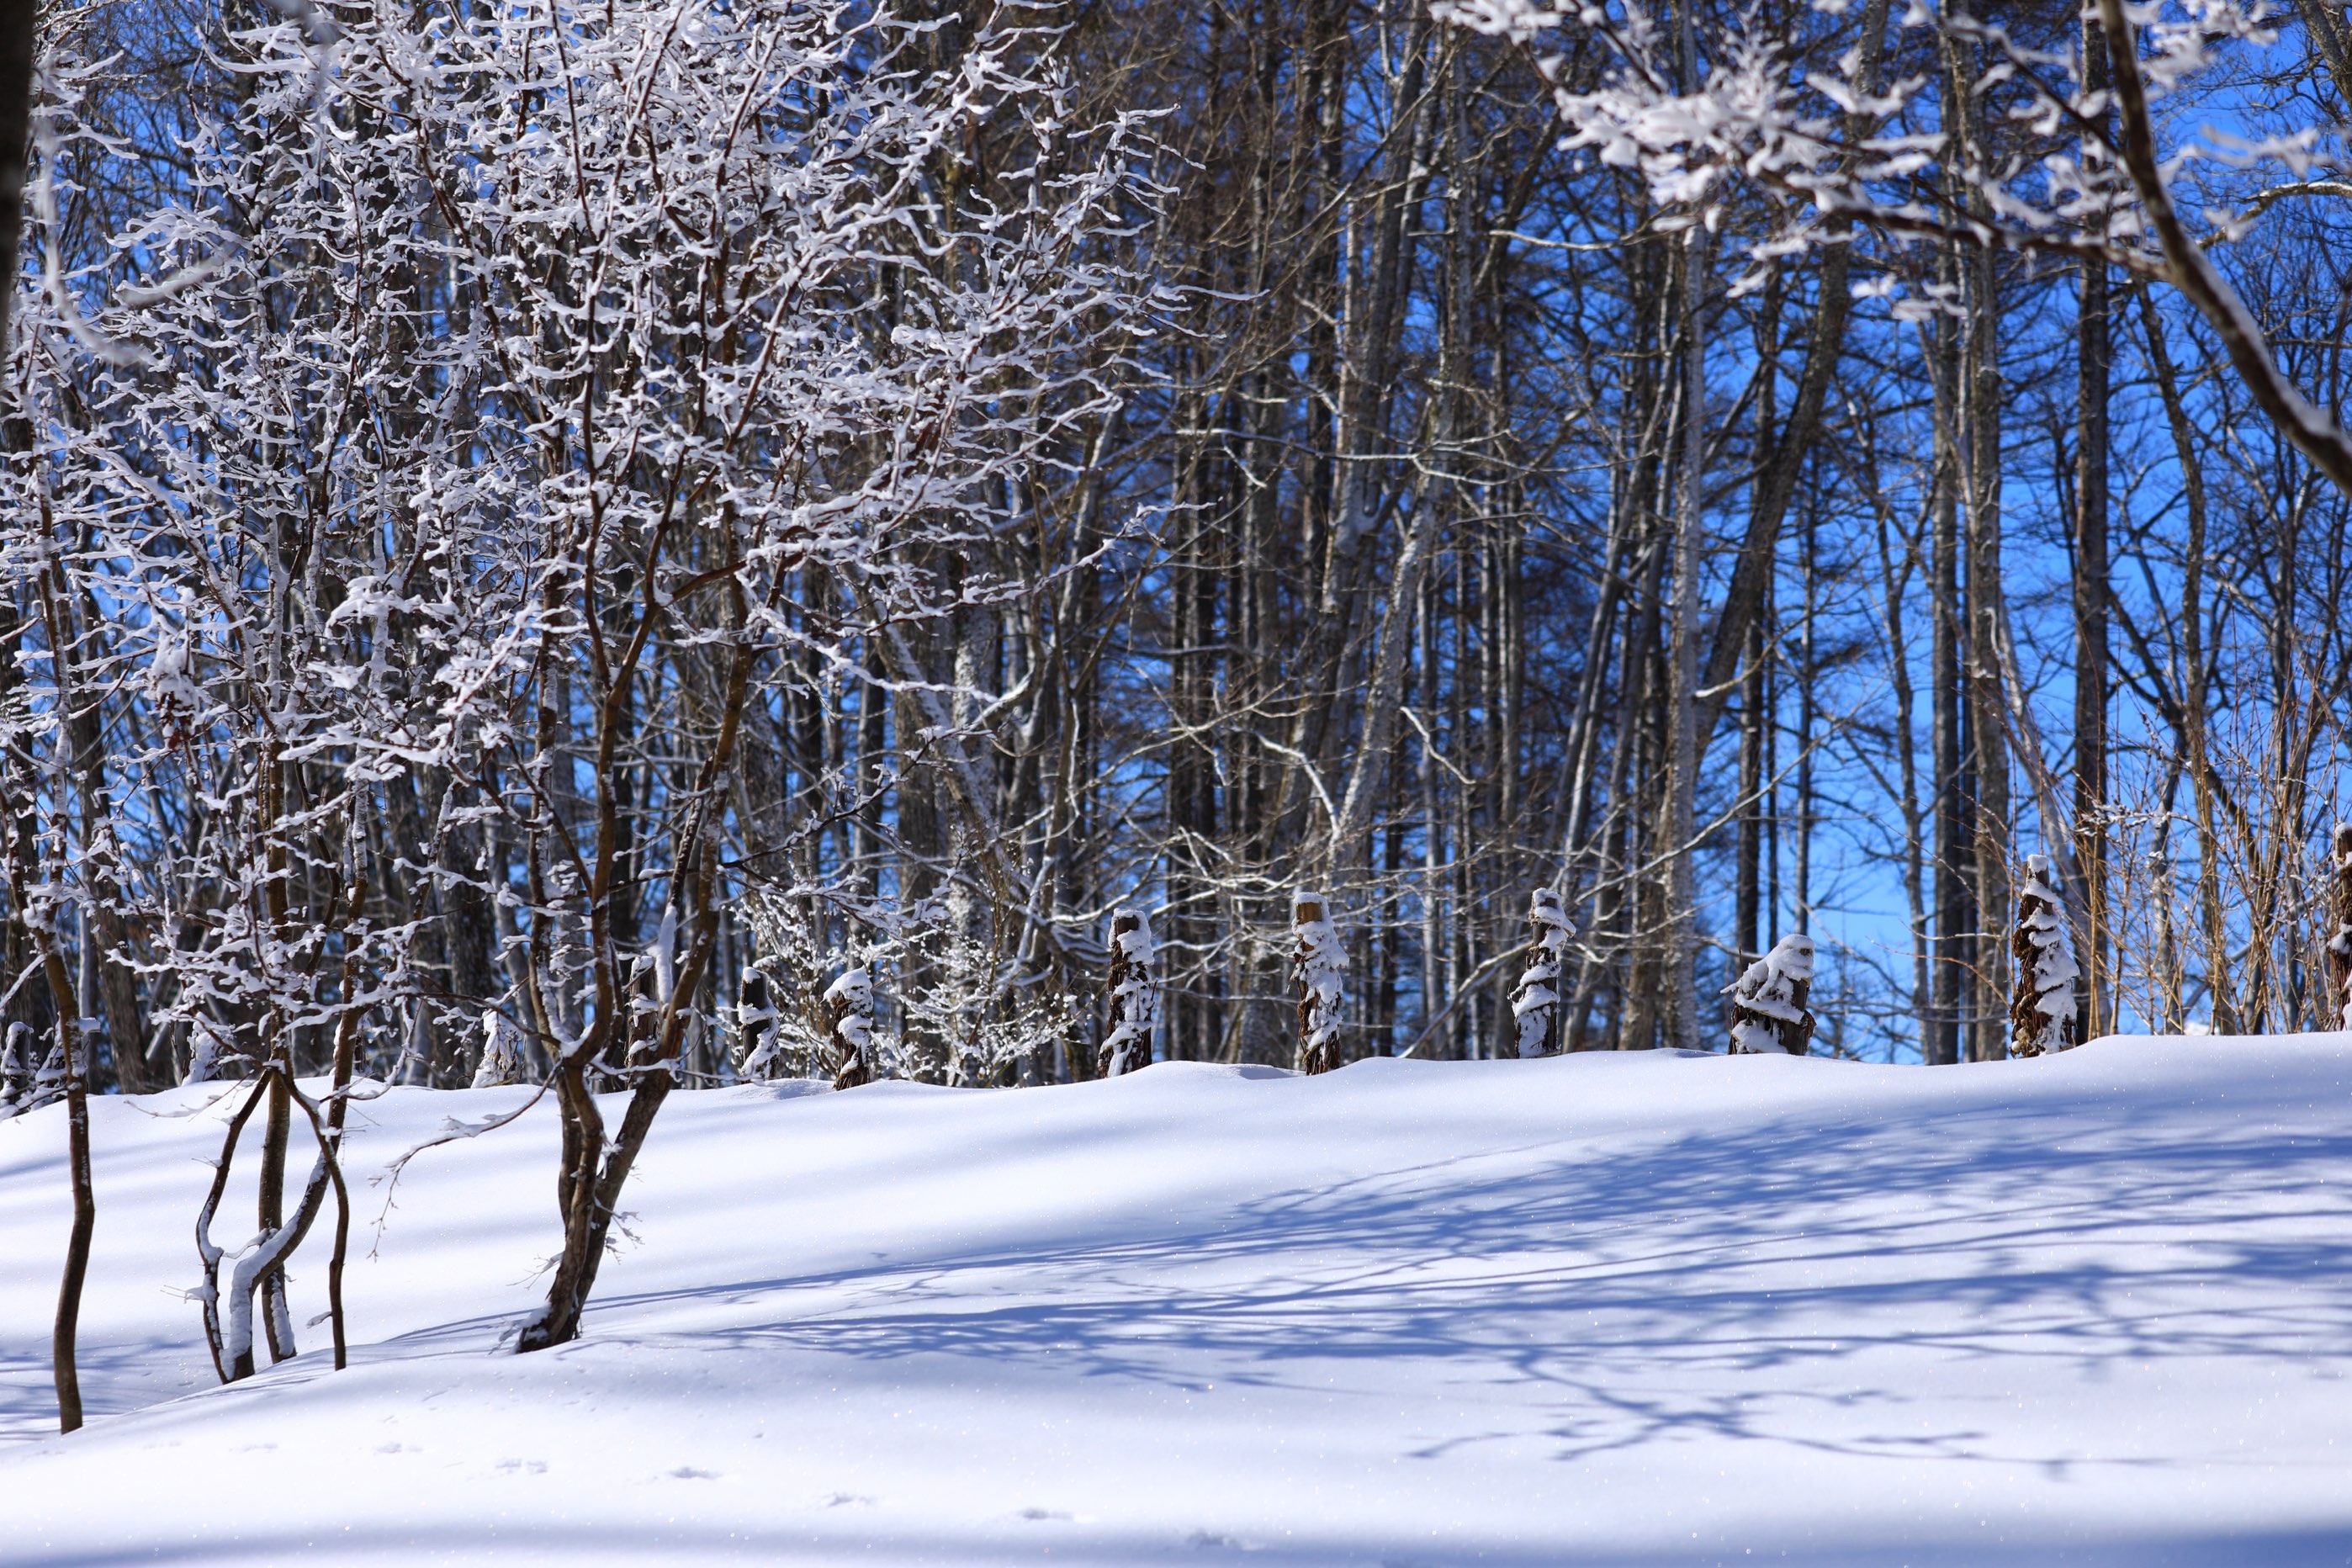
[6,1038,2352,1565]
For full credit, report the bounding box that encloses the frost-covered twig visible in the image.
[1439,0,2352,509]
[2093,0,2352,500]
[368,1082,556,1255]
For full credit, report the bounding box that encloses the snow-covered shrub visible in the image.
[734,892,857,1083]
[892,919,1081,1089]
[2008,855,2079,1059]
[1292,891,1347,1074]
[1510,889,1574,1059]
[736,886,1076,1088]
[1099,910,1157,1078]
[1724,935,1815,1056]
[18,0,1168,1352]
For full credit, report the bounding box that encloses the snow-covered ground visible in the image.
[4,1036,2352,1565]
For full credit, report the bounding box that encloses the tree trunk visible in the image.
[2327,824,2352,1031]
[824,965,874,1091]
[0,0,32,354]
[2073,9,2113,1042]
[1929,269,1971,1066]
[2137,289,2234,1032]
[1099,912,1157,1078]
[50,964,90,1434]
[1952,13,2011,1062]
[1293,893,1344,1074]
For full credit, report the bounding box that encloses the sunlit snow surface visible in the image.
[4,1036,2352,1565]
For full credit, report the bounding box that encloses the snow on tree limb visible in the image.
[1438,0,2352,501]
[12,0,1169,1353]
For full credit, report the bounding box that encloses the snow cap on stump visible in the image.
[1099,910,1158,1078]
[1724,933,1815,1055]
[1511,888,1575,1058]
[2010,854,2079,1058]
[824,963,875,1089]
[1292,890,1347,1074]
[2326,824,2352,1032]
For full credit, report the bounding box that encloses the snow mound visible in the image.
[6,1036,2352,1565]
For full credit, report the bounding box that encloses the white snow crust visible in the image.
[6,1036,2352,1564]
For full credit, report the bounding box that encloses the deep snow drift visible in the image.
[4,1036,2352,1565]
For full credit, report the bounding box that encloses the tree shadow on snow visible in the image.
[568,1073,2352,1476]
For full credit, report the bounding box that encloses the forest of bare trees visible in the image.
[6,0,2352,1391]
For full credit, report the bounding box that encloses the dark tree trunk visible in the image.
[0,0,31,352]
[824,966,873,1091]
[1929,294,1971,1067]
[2073,11,2113,1043]
[51,971,90,1434]
[1099,911,1157,1078]
[2326,824,2352,1030]
[1293,893,1343,1075]
[2010,857,2078,1058]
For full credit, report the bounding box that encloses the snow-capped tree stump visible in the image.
[1,1020,29,1116]
[823,965,875,1091]
[1099,911,1158,1078]
[732,970,781,1081]
[1510,888,1575,1058]
[31,1034,66,1104]
[183,1017,226,1083]
[1724,933,1816,1055]
[1293,891,1347,1075]
[2010,854,2080,1057]
[472,1009,522,1089]
[2327,824,2352,1032]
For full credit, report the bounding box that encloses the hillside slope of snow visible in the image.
[4,1036,2351,1565]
